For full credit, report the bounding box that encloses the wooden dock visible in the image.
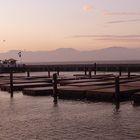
[23,87,53,96]
[1,82,52,92]
[1,71,140,103]
[21,79,140,102]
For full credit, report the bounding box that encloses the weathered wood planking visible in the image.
[1,82,52,92]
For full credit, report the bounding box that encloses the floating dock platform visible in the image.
[1,70,140,103]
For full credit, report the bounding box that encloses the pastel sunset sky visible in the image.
[0,0,140,52]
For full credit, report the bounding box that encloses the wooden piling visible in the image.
[119,67,122,76]
[48,67,51,78]
[53,73,58,104]
[84,66,87,75]
[128,67,130,78]
[89,69,92,78]
[115,76,120,103]
[94,63,97,75]
[48,70,50,78]
[27,70,30,77]
[57,67,60,76]
[10,71,13,98]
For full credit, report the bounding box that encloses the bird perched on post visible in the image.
[18,51,21,58]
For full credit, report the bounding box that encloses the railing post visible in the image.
[10,70,13,98]
[53,73,58,104]
[94,63,97,75]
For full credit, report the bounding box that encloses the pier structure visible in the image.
[0,63,140,104]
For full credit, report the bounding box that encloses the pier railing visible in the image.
[25,63,140,73]
[1,63,140,73]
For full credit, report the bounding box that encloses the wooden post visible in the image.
[128,67,130,78]
[105,66,108,73]
[57,67,60,76]
[47,67,50,78]
[89,69,92,78]
[10,71,13,98]
[115,76,120,103]
[119,67,122,76]
[27,70,30,77]
[53,73,58,104]
[84,66,87,75]
[94,63,97,75]
[48,70,50,78]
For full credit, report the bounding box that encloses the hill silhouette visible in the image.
[0,47,140,62]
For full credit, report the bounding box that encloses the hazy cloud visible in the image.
[71,35,140,41]
[103,11,140,16]
[83,4,93,12]
[107,19,140,24]
[96,38,140,42]
[72,35,140,38]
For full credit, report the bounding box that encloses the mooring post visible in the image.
[105,65,108,73]
[84,66,87,75]
[27,70,30,77]
[53,73,58,104]
[57,67,60,76]
[10,70,13,98]
[128,67,130,78]
[48,71,50,78]
[119,67,122,76]
[115,76,120,104]
[89,68,92,78]
[94,63,97,75]
[48,68,50,78]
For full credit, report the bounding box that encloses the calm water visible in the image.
[0,91,140,140]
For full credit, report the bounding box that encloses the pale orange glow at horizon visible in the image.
[0,0,140,52]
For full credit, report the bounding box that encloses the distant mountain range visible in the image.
[0,47,140,63]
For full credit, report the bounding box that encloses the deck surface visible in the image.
[1,74,140,102]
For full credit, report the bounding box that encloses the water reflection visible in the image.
[114,101,120,113]
[53,102,59,107]
[9,97,14,106]
[0,92,140,140]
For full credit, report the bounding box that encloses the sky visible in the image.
[0,0,140,52]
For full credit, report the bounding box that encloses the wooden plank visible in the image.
[1,82,52,91]
[22,86,76,96]
[58,87,86,99]
[59,79,104,86]
[132,92,140,105]
[23,87,53,96]
[68,80,115,87]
